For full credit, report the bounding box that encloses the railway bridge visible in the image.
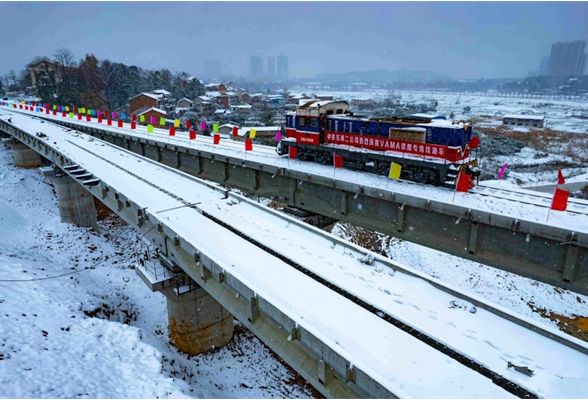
[5,104,587,297]
[1,109,588,398]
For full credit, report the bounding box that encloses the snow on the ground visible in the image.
[212,197,588,397]
[479,144,588,187]
[288,89,588,134]
[4,106,588,396]
[0,143,314,399]
[332,223,588,338]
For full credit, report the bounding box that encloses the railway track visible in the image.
[473,184,588,216]
[9,106,588,226]
[65,132,537,398]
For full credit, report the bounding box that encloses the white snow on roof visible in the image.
[152,89,171,95]
[206,91,221,97]
[416,119,468,128]
[129,92,162,101]
[411,113,445,119]
[136,107,166,116]
[504,114,545,120]
[300,100,348,108]
[393,127,427,132]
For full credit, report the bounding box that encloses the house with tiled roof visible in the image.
[134,107,167,128]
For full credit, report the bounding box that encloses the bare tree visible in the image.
[53,48,75,68]
[52,48,78,104]
[32,58,60,103]
[17,69,32,91]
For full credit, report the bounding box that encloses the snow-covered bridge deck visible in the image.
[2,111,588,398]
[5,104,588,297]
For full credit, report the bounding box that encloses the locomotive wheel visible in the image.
[414,169,429,184]
[376,162,389,175]
[414,168,440,185]
[296,149,306,161]
[317,152,330,165]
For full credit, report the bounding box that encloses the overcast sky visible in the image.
[1,2,587,80]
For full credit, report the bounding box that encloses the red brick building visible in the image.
[136,107,167,128]
[218,95,230,109]
[129,93,162,115]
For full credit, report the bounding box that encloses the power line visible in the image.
[0,223,158,283]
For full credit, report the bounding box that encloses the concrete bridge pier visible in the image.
[160,285,234,355]
[2,138,42,168]
[42,167,99,231]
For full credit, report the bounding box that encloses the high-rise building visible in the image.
[547,41,587,77]
[539,55,550,75]
[203,60,222,79]
[277,55,289,81]
[267,57,276,79]
[250,56,263,78]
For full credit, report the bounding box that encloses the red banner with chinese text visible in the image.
[324,131,459,161]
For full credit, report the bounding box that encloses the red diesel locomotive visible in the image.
[277,100,480,186]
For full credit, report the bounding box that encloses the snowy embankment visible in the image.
[0,135,313,398]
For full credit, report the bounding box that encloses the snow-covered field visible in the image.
[481,147,588,187]
[289,88,588,133]
[0,144,314,398]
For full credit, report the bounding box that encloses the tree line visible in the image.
[1,48,205,110]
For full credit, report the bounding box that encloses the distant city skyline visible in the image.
[277,56,289,81]
[548,40,587,77]
[267,57,276,79]
[250,56,263,79]
[0,2,586,80]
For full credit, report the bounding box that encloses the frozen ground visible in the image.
[0,144,314,399]
[481,147,588,187]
